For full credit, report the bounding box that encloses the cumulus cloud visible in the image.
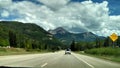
[38,0,70,10]
[0,0,12,7]
[0,0,120,36]
[1,10,9,17]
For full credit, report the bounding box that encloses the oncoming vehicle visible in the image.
[65,48,71,55]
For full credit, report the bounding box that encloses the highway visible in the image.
[0,51,120,68]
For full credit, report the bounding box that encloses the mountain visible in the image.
[48,27,69,34]
[48,27,105,45]
[0,21,62,50]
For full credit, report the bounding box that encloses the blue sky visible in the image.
[0,0,120,36]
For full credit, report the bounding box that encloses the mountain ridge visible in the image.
[48,27,105,45]
[0,21,62,50]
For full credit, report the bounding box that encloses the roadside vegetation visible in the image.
[0,47,52,56]
[85,47,120,56]
[78,47,120,63]
[70,36,120,62]
[0,47,28,55]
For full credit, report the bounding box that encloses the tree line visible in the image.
[7,30,120,51]
[8,30,61,51]
[70,36,120,51]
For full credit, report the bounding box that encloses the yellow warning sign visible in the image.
[109,33,118,42]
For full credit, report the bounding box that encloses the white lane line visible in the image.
[41,63,48,68]
[73,54,95,68]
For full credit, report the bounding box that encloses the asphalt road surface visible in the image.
[0,51,120,68]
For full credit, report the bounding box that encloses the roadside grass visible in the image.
[85,47,120,56]
[77,47,120,63]
[0,48,51,56]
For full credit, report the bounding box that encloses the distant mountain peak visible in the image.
[48,27,69,34]
[82,32,94,35]
[48,27,105,44]
[55,27,65,31]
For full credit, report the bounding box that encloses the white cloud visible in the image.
[0,0,12,7]
[0,0,120,36]
[38,0,70,10]
[109,15,120,30]
[1,10,9,17]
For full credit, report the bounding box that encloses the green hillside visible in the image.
[0,21,62,51]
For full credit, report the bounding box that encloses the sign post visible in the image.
[109,33,118,48]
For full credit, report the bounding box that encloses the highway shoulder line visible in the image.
[73,53,95,68]
[41,63,48,68]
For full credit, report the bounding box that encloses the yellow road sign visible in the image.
[109,33,118,42]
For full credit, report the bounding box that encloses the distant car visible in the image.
[65,48,71,55]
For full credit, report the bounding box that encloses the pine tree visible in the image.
[95,37,100,48]
[9,31,17,47]
[103,37,109,47]
[116,37,120,47]
[70,40,75,51]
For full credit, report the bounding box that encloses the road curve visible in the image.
[0,51,120,68]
